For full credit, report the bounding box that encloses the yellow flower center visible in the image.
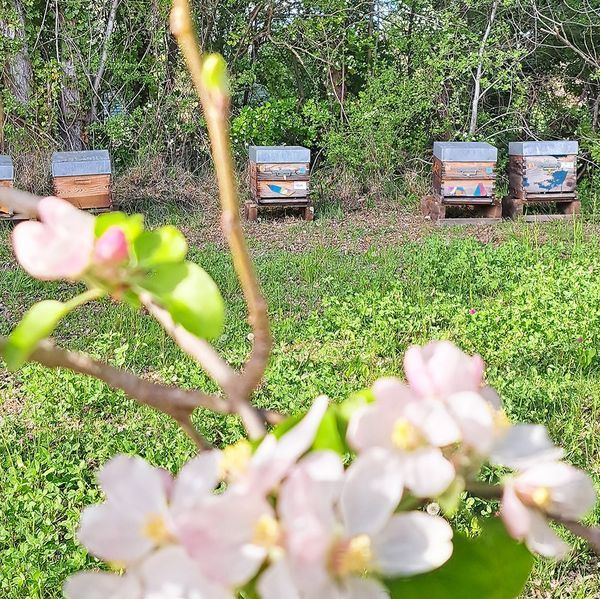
[253,515,281,549]
[530,487,552,509]
[219,440,252,480]
[142,513,173,545]
[391,418,423,451]
[334,535,374,576]
[493,409,511,433]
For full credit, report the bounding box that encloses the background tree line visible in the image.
[1,0,599,203]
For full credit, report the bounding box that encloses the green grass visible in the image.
[1,211,599,598]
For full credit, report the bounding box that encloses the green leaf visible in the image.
[437,476,465,517]
[384,518,534,599]
[140,261,224,339]
[95,212,144,242]
[3,301,68,370]
[338,388,375,422]
[134,226,188,267]
[312,407,347,454]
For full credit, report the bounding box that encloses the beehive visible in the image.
[425,142,500,223]
[249,146,310,203]
[432,142,497,200]
[0,155,15,216]
[506,141,579,219]
[508,140,577,196]
[52,150,112,210]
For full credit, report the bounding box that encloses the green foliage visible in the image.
[385,518,534,598]
[3,300,68,369]
[134,226,188,267]
[139,261,225,339]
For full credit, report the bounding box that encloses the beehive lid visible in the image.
[509,140,578,156]
[52,150,112,177]
[0,155,14,180]
[249,146,310,163]
[433,142,497,162]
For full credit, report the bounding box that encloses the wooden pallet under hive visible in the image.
[505,140,579,221]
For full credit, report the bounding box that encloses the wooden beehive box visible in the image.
[432,142,497,202]
[508,140,578,198]
[52,150,112,210]
[249,145,310,203]
[0,155,15,216]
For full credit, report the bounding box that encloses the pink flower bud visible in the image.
[469,308,477,315]
[94,227,129,264]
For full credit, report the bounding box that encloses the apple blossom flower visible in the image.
[218,394,329,495]
[259,449,453,598]
[175,396,329,587]
[64,547,232,598]
[12,196,95,280]
[501,461,596,558]
[403,341,485,399]
[78,452,220,565]
[347,378,458,497]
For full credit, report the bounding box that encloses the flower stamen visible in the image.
[142,513,174,545]
[331,534,374,576]
[392,418,423,451]
[219,440,252,480]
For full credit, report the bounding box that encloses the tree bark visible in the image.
[3,0,33,106]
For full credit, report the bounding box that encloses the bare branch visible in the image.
[0,336,226,449]
[170,0,271,439]
[0,187,40,218]
[141,293,236,392]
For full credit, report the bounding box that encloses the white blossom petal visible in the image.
[525,510,570,559]
[501,484,531,541]
[372,512,453,576]
[341,448,404,536]
[445,391,494,453]
[404,399,461,447]
[491,425,564,469]
[98,455,169,515]
[140,546,233,598]
[63,571,141,599]
[401,448,455,498]
[257,560,300,599]
[78,503,154,563]
[345,577,390,598]
[170,450,221,512]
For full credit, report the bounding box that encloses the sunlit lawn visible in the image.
[1,208,599,597]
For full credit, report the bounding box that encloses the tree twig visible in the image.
[0,336,223,449]
[170,0,271,439]
[0,187,40,218]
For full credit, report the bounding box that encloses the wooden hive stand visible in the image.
[52,150,113,212]
[505,140,579,221]
[424,142,501,225]
[247,145,314,221]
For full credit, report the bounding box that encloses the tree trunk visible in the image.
[468,0,499,135]
[3,0,33,106]
[90,0,121,122]
[60,56,84,150]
